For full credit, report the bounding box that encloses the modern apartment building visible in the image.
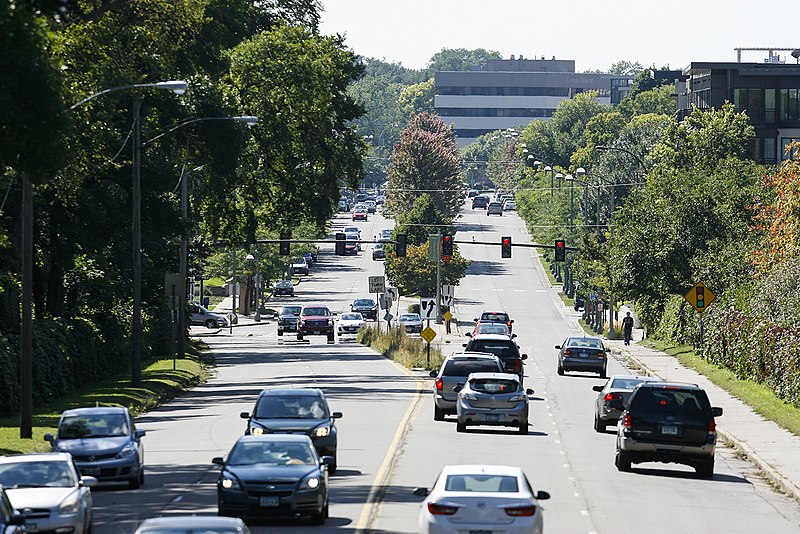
[434,57,631,147]
[677,58,800,164]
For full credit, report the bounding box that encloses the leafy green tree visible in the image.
[617,85,676,119]
[384,241,469,296]
[398,78,435,116]
[608,60,645,76]
[427,48,501,72]
[395,194,447,246]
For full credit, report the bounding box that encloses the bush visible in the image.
[651,295,699,344]
[408,303,420,314]
[358,326,443,370]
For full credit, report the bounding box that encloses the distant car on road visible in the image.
[592,375,659,432]
[134,515,251,534]
[352,208,368,221]
[487,201,504,215]
[364,200,377,213]
[471,195,489,209]
[463,334,527,382]
[303,252,314,266]
[372,243,386,261]
[273,280,294,297]
[291,262,309,276]
[351,297,378,320]
[454,372,534,434]
[189,302,229,328]
[45,406,146,488]
[343,225,361,237]
[398,313,423,333]
[414,464,550,534]
[474,311,514,333]
[277,305,301,336]
[503,199,517,211]
[616,381,723,477]
[378,228,393,242]
[466,322,512,338]
[555,335,609,378]
[430,352,504,421]
[213,435,332,523]
[297,304,335,342]
[467,189,479,198]
[338,312,365,337]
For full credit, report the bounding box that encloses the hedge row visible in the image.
[704,308,800,407]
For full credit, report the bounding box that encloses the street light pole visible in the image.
[132,95,143,386]
[595,145,648,172]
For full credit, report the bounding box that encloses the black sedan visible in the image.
[213,435,332,524]
[351,297,378,320]
[273,280,294,297]
[556,335,609,378]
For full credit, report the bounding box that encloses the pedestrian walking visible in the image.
[622,311,634,346]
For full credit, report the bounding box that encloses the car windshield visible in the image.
[566,337,604,350]
[400,314,420,322]
[341,313,362,321]
[375,244,384,250]
[302,307,330,317]
[346,235,358,241]
[0,461,75,488]
[59,413,129,438]
[631,388,710,415]
[442,359,502,377]
[470,378,519,394]
[255,395,329,419]
[344,227,358,233]
[467,340,519,359]
[611,377,651,390]
[481,313,509,322]
[140,529,240,534]
[277,281,291,288]
[444,474,519,493]
[354,299,375,307]
[281,306,301,315]
[227,440,316,466]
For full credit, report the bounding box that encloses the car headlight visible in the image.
[115,442,136,458]
[251,426,265,436]
[299,475,320,490]
[314,425,331,437]
[508,395,526,402]
[327,319,334,326]
[58,492,80,514]
[220,474,241,491]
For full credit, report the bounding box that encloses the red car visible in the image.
[297,304,335,343]
[352,208,368,221]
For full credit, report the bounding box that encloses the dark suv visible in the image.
[297,304,335,343]
[277,305,301,336]
[463,334,527,381]
[616,382,723,477]
[351,297,378,320]
[471,195,488,209]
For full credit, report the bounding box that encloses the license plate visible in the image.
[662,425,678,435]
[484,414,500,422]
[470,531,491,534]
[579,352,588,358]
[259,496,279,507]
[313,330,321,335]
[26,524,38,533]
[82,467,100,476]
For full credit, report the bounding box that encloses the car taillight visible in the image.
[708,419,716,433]
[504,504,537,517]
[563,349,570,356]
[604,393,622,402]
[622,413,632,430]
[427,502,459,515]
[435,378,443,391]
[514,359,523,373]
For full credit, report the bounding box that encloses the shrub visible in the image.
[358,326,442,370]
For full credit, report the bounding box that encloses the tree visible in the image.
[395,194,447,246]
[427,48,501,72]
[384,241,469,296]
[399,79,435,117]
[384,112,463,221]
[617,85,676,119]
[609,60,645,77]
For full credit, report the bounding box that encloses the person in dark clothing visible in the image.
[622,312,634,346]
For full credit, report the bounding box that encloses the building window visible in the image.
[765,89,776,123]
[780,89,800,121]
[764,137,777,164]
[734,88,764,124]
[781,137,799,160]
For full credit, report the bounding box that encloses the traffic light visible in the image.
[441,234,453,259]
[395,233,407,257]
[501,236,512,258]
[335,232,346,256]
[279,233,290,256]
[696,285,705,309]
[554,239,566,262]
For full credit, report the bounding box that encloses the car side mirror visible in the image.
[555,345,561,349]
[332,411,343,419]
[79,476,98,488]
[134,429,146,439]
[535,490,551,501]
[510,319,514,323]
[44,433,54,445]
[320,455,335,466]
[462,343,467,347]
[592,385,604,392]
[453,385,463,393]
[240,412,250,419]
[473,318,478,322]
[465,332,472,337]
[511,333,517,338]
[605,347,611,352]
[712,407,723,417]
[8,513,25,526]
[521,354,528,360]
[212,457,225,466]
[413,487,430,497]
[429,370,438,378]
[350,304,354,309]
[525,388,534,395]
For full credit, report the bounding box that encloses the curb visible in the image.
[611,344,800,504]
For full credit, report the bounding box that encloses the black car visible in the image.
[351,297,378,320]
[273,280,294,297]
[556,336,609,378]
[616,382,723,477]
[462,334,527,381]
[0,487,26,534]
[277,305,301,336]
[241,388,342,473]
[471,195,489,209]
[213,435,332,523]
[372,244,386,261]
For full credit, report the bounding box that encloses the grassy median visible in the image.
[358,326,444,371]
[0,343,211,455]
[642,339,800,437]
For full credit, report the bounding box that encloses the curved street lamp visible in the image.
[595,144,648,173]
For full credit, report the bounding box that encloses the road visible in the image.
[92,206,800,533]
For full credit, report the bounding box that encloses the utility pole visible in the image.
[20,174,33,439]
[436,250,443,324]
[132,96,143,387]
[178,166,188,359]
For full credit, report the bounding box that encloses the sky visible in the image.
[319,1,799,72]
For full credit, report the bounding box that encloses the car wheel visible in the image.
[557,363,564,376]
[518,423,528,435]
[434,405,445,421]
[139,467,145,486]
[593,414,606,433]
[297,332,303,341]
[128,473,140,489]
[615,449,632,472]
[329,459,337,475]
[278,329,283,336]
[327,333,335,343]
[310,506,326,525]
[456,421,467,433]
[600,367,607,379]
[205,319,217,328]
[696,459,715,478]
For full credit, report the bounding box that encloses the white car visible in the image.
[398,313,423,333]
[0,453,97,534]
[503,200,517,211]
[378,229,393,242]
[343,226,361,237]
[416,464,550,534]
[338,312,365,336]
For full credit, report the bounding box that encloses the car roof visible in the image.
[608,374,658,382]
[258,388,324,397]
[62,406,128,416]
[236,434,314,444]
[469,334,515,341]
[137,516,246,530]
[467,372,520,381]
[440,464,523,477]
[446,352,499,360]
[0,452,73,464]
[301,304,329,308]
[481,311,509,316]
[637,381,702,390]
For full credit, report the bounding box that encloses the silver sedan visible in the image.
[455,372,533,434]
[592,374,659,431]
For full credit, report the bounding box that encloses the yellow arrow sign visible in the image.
[421,326,437,344]
[684,282,716,313]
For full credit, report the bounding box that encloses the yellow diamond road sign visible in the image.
[443,310,453,322]
[421,326,437,344]
[684,282,716,313]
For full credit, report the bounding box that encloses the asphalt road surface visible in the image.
[92,206,800,534]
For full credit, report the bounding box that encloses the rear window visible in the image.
[466,340,519,360]
[445,474,519,493]
[470,378,518,394]
[566,337,604,350]
[611,377,650,389]
[630,387,711,415]
[443,359,502,376]
[481,313,509,322]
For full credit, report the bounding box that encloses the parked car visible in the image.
[297,304,335,342]
[616,382,723,477]
[352,208,368,221]
[273,280,294,297]
[414,465,549,534]
[213,435,331,523]
[398,313,423,334]
[474,310,514,333]
[135,515,251,534]
[592,375,660,432]
[45,406,146,488]
[189,302,229,328]
[487,201,504,215]
[430,352,505,421]
[291,262,309,276]
[463,334,527,381]
[454,372,534,434]
[277,305,302,336]
[471,195,489,209]
[556,335,609,378]
[0,487,26,534]
[0,452,97,534]
[351,297,378,320]
[337,312,365,337]
[240,388,342,473]
[372,243,386,261]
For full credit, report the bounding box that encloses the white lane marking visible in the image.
[514,289,525,292]
[536,289,548,293]
[581,510,590,517]
[562,463,570,468]
[172,496,183,503]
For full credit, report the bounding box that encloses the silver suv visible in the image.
[430,352,504,421]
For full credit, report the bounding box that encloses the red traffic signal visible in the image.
[554,239,565,262]
[501,236,512,258]
[441,234,453,262]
